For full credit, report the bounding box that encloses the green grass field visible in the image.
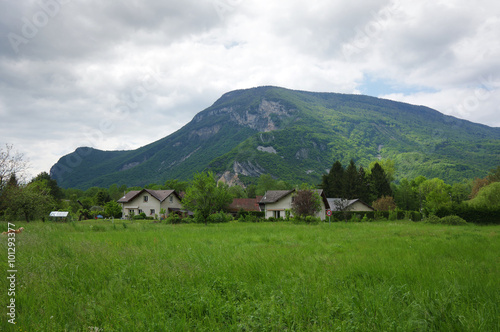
[1,220,499,331]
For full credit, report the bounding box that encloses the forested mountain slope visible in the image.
[51,86,500,189]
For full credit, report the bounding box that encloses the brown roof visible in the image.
[117,189,179,203]
[259,190,295,203]
[228,196,263,212]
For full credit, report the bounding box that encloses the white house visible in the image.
[117,189,183,218]
[259,189,329,220]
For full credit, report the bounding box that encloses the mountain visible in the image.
[50,86,500,189]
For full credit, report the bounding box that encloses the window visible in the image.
[169,196,173,203]
[138,209,143,214]
[143,196,148,202]
[150,209,155,215]
[274,211,281,219]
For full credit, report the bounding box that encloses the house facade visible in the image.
[259,189,329,220]
[117,189,183,218]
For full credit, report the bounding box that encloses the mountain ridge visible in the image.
[50,86,500,189]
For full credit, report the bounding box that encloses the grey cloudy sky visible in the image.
[1,0,499,180]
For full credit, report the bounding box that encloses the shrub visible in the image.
[207,211,232,224]
[292,216,321,224]
[133,215,145,220]
[239,214,262,223]
[348,214,361,222]
[411,211,422,222]
[425,215,441,224]
[440,215,467,225]
[166,213,182,224]
[372,196,396,211]
[389,210,398,221]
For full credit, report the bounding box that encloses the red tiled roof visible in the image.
[228,196,263,212]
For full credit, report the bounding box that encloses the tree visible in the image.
[291,188,321,218]
[451,181,471,204]
[372,196,397,211]
[0,144,29,189]
[369,159,395,183]
[0,144,29,215]
[227,185,247,199]
[4,181,55,222]
[487,165,500,183]
[322,161,344,198]
[468,182,500,208]
[419,178,451,213]
[30,171,63,200]
[357,166,371,203]
[95,190,111,206]
[369,162,392,202]
[343,160,361,199]
[470,177,490,199]
[164,179,189,193]
[394,178,418,210]
[182,171,232,224]
[104,200,122,218]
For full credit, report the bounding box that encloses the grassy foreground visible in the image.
[1,220,499,331]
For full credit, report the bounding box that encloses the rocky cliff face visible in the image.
[193,99,295,133]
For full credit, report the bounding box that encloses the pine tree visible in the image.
[369,162,392,201]
[357,166,370,203]
[324,161,344,197]
[343,160,360,199]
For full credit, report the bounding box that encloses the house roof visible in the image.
[259,190,295,203]
[228,196,263,212]
[117,189,180,203]
[327,198,374,211]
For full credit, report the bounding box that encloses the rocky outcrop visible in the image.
[257,146,277,154]
[217,171,245,187]
[229,100,294,132]
[232,161,266,177]
[189,125,221,140]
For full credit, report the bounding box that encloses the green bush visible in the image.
[207,211,232,224]
[411,211,422,222]
[348,214,361,222]
[133,215,145,220]
[389,211,398,221]
[425,215,441,224]
[238,214,262,223]
[292,216,321,224]
[440,215,467,225]
[166,213,182,224]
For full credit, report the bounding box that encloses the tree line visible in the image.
[1,143,499,223]
[320,160,392,204]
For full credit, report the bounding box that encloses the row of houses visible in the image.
[118,188,374,220]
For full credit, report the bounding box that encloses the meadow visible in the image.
[1,220,498,331]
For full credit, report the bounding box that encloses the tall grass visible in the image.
[1,220,498,331]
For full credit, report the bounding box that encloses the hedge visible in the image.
[327,210,422,222]
[435,204,500,224]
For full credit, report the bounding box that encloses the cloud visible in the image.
[0,0,499,180]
